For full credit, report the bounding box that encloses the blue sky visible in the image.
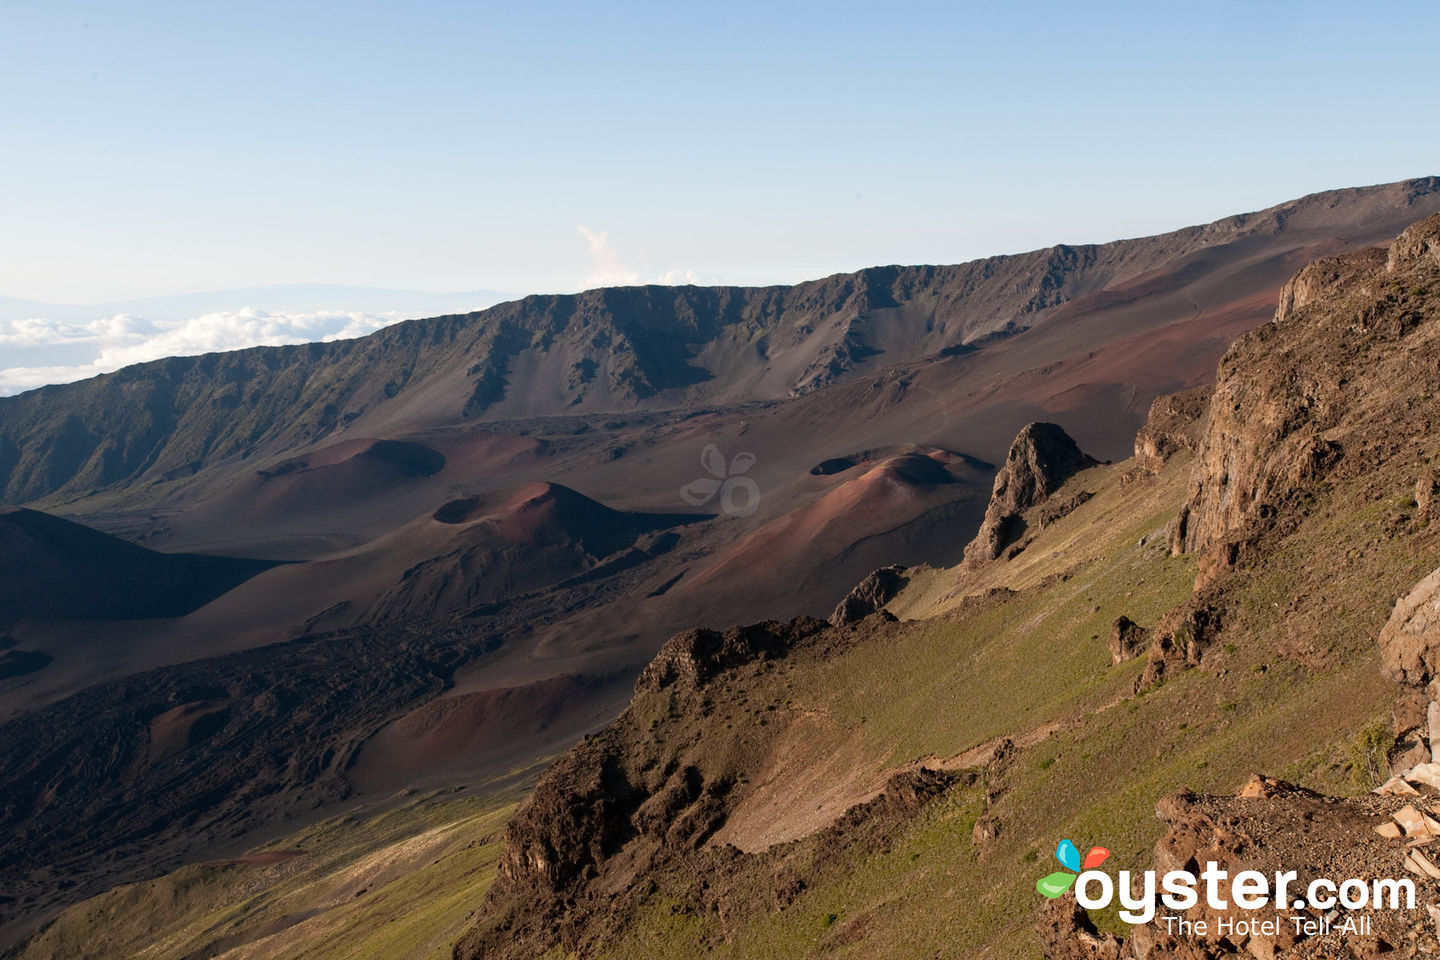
[2,0,1438,306]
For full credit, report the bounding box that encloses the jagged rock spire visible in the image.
[962,422,1097,567]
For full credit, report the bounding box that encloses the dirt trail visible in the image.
[714,688,1131,854]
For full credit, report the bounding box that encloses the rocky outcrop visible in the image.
[1176,213,1440,557]
[814,767,962,855]
[468,726,739,960]
[1038,899,1125,960]
[1034,490,1093,530]
[1379,567,1440,689]
[1132,386,1211,474]
[1272,247,1388,325]
[1388,213,1440,272]
[490,735,643,897]
[830,565,909,625]
[1390,690,1434,771]
[469,621,844,957]
[963,423,1097,566]
[1107,616,1148,665]
[459,612,964,960]
[1417,472,1438,526]
[634,617,828,693]
[1135,606,1218,691]
[1377,567,1440,775]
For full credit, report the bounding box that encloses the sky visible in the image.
[2,0,1439,393]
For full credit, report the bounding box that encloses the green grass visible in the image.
[18,785,523,960]
[579,452,1435,958]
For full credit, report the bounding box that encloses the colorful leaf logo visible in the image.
[1036,839,1110,898]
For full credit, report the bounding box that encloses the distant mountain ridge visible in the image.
[1,176,1437,506]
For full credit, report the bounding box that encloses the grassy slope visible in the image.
[14,785,523,960]
[585,446,1430,958]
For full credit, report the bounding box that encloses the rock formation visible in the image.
[1132,385,1211,475]
[962,422,1097,567]
[1107,615,1148,665]
[1379,567,1440,689]
[1417,472,1438,526]
[1034,490,1094,529]
[1378,567,1440,773]
[457,613,959,960]
[1388,214,1440,272]
[829,565,908,625]
[1175,212,1440,558]
[634,617,828,693]
[1134,606,1218,691]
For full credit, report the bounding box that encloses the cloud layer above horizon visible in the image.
[0,308,404,396]
[0,226,713,396]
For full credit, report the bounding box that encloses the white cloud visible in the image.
[0,254,720,397]
[0,308,405,396]
[657,268,706,285]
[577,227,713,290]
[0,363,108,395]
[578,226,643,288]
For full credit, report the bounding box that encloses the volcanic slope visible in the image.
[6,177,1436,714]
[440,213,1440,959]
[26,212,1440,960]
[6,183,1440,953]
[0,506,273,626]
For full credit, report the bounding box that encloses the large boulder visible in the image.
[1134,606,1219,691]
[1379,567,1440,688]
[1107,616,1148,665]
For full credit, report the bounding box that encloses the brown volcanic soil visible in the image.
[676,451,989,622]
[145,430,548,560]
[2,481,701,712]
[2,181,1440,948]
[347,672,624,794]
[214,438,447,527]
